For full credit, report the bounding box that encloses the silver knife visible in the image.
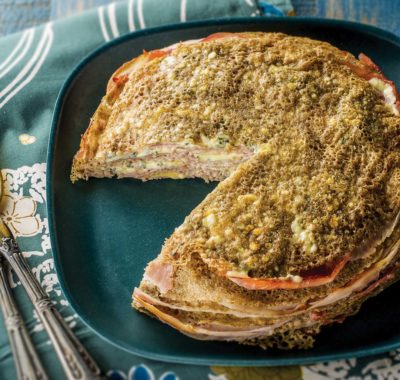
[0,221,104,380]
[0,251,48,380]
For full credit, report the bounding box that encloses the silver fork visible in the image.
[0,171,103,379]
[0,253,48,380]
[0,221,104,380]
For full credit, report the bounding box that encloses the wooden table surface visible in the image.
[0,0,399,37]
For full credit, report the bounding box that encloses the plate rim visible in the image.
[47,16,400,366]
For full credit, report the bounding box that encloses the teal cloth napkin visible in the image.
[1,1,400,379]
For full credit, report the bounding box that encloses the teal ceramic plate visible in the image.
[48,17,400,366]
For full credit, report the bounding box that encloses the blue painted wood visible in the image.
[0,0,51,35]
[292,0,400,36]
[291,0,316,15]
[317,0,400,37]
[0,0,399,37]
[49,0,112,20]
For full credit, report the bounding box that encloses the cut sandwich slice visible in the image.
[133,216,400,348]
[157,123,400,287]
[71,32,399,182]
[130,42,400,346]
[133,162,400,348]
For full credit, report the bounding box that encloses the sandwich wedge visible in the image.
[71,32,400,348]
[71,32,399,182]
[133,123,400,348]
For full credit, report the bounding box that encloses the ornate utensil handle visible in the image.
[0,257,48,380]
[0,237,104,380]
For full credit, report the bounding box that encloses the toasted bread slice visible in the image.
[156,125,400,286]
[71,32,399,182]
[133,225,400,348]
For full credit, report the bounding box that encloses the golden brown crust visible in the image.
[134,247,400,349]
[71,53,153,180]
[152,220,400,311]
[164,128,400,278]
[71,32,399,182]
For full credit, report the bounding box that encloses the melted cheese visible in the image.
[150,171,185,179]
[135,145,188,157]
[200,134,230,148]
[291,217,317,254]
[369,77,399,115]
[144,159,182,169]
[116,159,180,172]
[115,143,245,165]
[197,152,240,161]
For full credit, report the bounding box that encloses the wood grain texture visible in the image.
[317,0,400,36]
[0,0,399,36]
[0,0,51,36]
[291,0,316,15]
[49,0,115,20]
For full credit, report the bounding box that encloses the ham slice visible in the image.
[201,32,241,42]
[133,287,266,318]
[228,255,350,290]
[143,260,174,294]
[133,294,292,340]
[358,53,381,72]
[144,49,169,61]
[354,266,397,299]
[343,52,400,112]
[138,231,400,320]
[311,237,400,309]
[133,287,300,318]
[140,32,241,65]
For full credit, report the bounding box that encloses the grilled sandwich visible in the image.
[71,32,400,348]
[71,32,399,182]
[133,130,400,348]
